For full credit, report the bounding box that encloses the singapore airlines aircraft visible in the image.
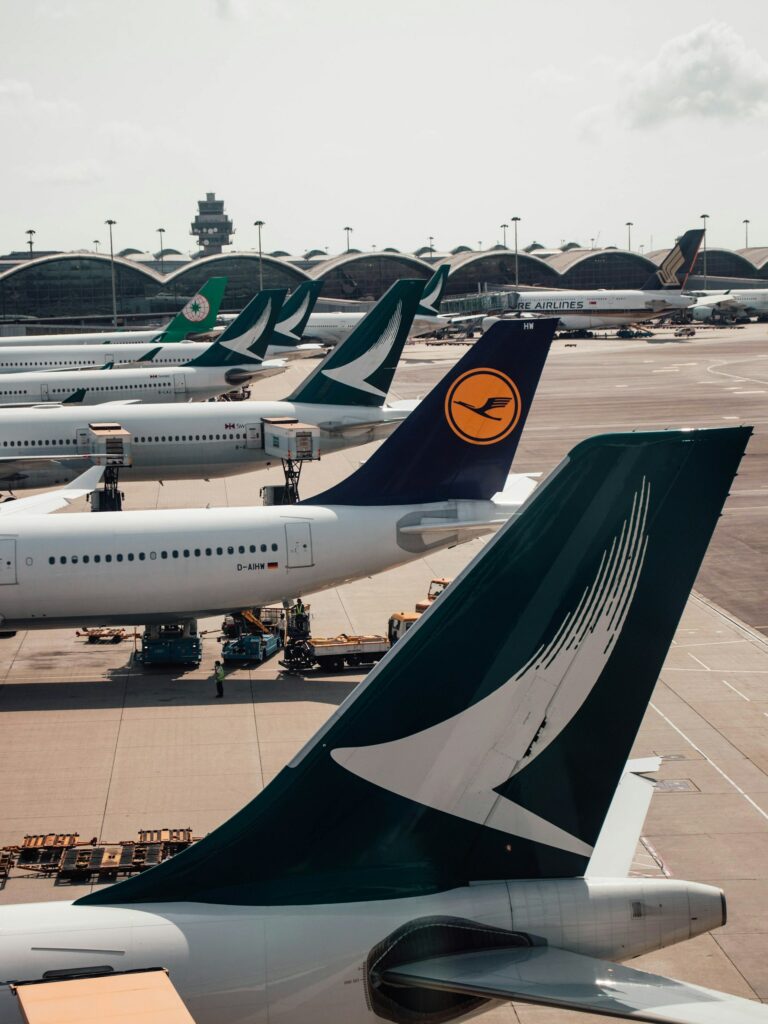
[0,281,324,373]
[0,276,228,346]
[0,290,288,407]
[0,318,556,632]
[0,280,425,491]
[482,229,704,333]
[0,424,759,1024]
[303,264,450,345]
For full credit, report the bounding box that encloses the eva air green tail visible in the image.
[79,425,749,908]
[161,277,227,342]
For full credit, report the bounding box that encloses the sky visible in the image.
[1,0,767,258]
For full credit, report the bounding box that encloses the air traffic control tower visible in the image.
[190,192,234,256]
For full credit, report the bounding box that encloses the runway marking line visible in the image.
[688,652,711,670]
[722,679,750,701]
[651,702,768,826]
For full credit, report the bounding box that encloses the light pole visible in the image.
[93,239,100,253]
[700,214,709,288]
[743,219,750,248]
[625,221,633,251]
[105,219,118,327]
[343,226,353,252]
[253,220,265,290]
[511,216,521,286]
[428,235,434,260]
[26,229,35,258]
[157,227,165,275]
[500,223,508,248]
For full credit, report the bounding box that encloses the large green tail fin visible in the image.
[417,264,449,316]
[161,277,228,342]
[287,279,423,407]
[186,289,286,367]
[79,425,749,908]
[273,281,324,347]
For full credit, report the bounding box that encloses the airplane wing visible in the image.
[0,465,104,516]
[383,945,768,1023]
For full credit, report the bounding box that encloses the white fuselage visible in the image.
[0,340,317,373]
[0,878,724,1024]
[0,399,412,489]
[0,327,172,346]
[305,312,444,346]
[482,289,694,332]
[0,498,507,630]
[691,288,768,321]
[0,361,285,407]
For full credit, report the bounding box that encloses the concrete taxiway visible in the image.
[0,322,766,1021]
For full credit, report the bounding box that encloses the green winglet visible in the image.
[161,276,228,342]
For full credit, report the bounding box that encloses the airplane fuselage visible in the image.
[0,498,505,630]
[0,878,724,1024]
[0,361,285,407]
[305,312,443,346]
[483,289,693,332]
[0,399,411,489]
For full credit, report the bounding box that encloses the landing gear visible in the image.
[89,465,124,512]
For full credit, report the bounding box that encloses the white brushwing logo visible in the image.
[419,276,441,314]
[220,301,272,361]
[322,300,402,397]
[331,480,651,857]
[276,291,310,342]
[182,293,210,323]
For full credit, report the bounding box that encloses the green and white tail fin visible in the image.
[287,280,423,407]
[161,277,228,342]
[79,424,749,908]
[273,281,324,347]
[417,265,449,317]
[186,289,286,367]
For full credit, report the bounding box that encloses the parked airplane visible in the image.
[0,318,555,630]
[303,264,450,345]
[690,287,768,322]
[0,280,426,491]
[0,277,227,346]
[0,424,757,1024]
[481,229,704,333]
[0,281,323,374]
[0,290,288,407]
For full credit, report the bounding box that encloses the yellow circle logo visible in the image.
[445,367,522,445]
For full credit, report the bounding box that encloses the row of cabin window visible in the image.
[0,358,185,367]
[2,433,247,447]
[48,542,279,565]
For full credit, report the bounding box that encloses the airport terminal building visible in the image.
[1,243,767,325]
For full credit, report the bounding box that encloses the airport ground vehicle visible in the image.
[219,610,283,664]
[414,577,451,612]
[674,325,696,337]
[134,622,202,668]
[281,633,389,672]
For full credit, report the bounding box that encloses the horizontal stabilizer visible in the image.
[586,758,659,877]
[0,465,104,516]
[384,944,768,1023]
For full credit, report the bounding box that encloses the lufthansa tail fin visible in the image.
[273,281,324,346]
[186,289,286,367]
[79,424,749,907]
[287,280,423,408]
[161,277,228,342]
[310,318,555,506]
[641,229,704,290]
[417,265,449,317]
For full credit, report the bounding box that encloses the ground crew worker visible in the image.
[214,660,225,699]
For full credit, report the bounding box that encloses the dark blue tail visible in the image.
[641,229,704,290]
[309,318,556,507]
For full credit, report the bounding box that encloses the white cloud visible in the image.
[627,21,768,127]
[30,159,104,185]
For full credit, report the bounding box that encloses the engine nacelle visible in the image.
[692,305,715,321]
[506,877,725,962]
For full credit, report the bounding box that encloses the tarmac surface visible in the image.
[0,322,766,1021]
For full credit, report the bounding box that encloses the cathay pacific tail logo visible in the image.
[331,479,651,858]
[220,301,272,361]
[276,292,311,343]
[322,300,402,397]
[182,293,210,322]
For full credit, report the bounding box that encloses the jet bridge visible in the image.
[76,423,132,512]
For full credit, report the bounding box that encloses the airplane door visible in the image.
[0,539,17,584]
[40,382,49,401]
[173,374,187,394]
[245,423,262,449]
[285,522,313,568]
[76,427,90,453]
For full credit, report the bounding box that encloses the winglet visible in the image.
[0,465,105,516]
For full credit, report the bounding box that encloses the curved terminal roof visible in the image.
[737,248,768,273]
[545,248,657,289]
[444,249,561,294]
[308,251,432,300]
